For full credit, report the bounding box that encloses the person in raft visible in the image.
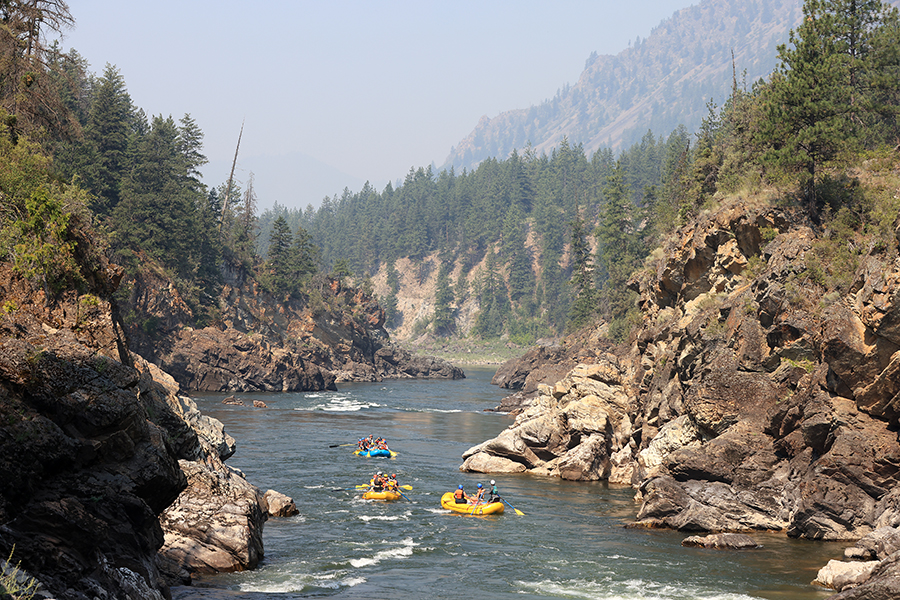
[472,483,485,504]
[453,484,469,504]
[488,480,499,503]
[385,473,399,490]
[371,471,386,491]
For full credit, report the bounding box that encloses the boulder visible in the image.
[824,554,900,599]
[158,459,266,577]
[264,490,299,517]
[814,559,880,592]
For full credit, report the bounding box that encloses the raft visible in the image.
[362,489,402,501]
[355,448,394,458]
[440,492,504,515]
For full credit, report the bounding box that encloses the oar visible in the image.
[398,490,412,502]
[329,443,356,448]
[500,497,524,515]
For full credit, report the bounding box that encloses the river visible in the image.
[173,367,844,600]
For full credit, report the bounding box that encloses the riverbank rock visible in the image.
[461,355,635,480]
[158,458,266,577]
[815,559,881,592]
[682,533,761,549]
[488,330,614,414]
[823,554,900,599]
[475,198,900,556]
[0,263,188,598]
[264,490,299,517]
[122,261,464,393]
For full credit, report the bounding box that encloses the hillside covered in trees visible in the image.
[2,0,899,359]
[260,0,900,351]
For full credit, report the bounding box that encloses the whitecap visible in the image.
[516,577,757,600]
[348,537,418,568]
[358,514,408,522]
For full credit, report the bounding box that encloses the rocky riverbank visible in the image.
[463,198,900,596]
[0,258,298,598]
[121,259,463,393]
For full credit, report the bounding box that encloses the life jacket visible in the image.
[454,488,464,500]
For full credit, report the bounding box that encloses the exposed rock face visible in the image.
[124,265,463,392]
[158,458,266,578]
[470,200,900,549]
[463,358,636,481]
[155,382,278,585]
[489,331,614,413]
[0,263,295,597]
[0,265,187,599]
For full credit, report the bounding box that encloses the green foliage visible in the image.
[0,113,93,296]
[331,259,352,280]
[757,0,900,214]
[567,212,598,332]
[1,546,39,600]
[803,205,863,291]
[432,262,455,336]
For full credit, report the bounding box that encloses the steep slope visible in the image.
[464,172,900,553]
[119,258,464,392]
[443,0,803,169]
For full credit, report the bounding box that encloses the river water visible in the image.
[174,367,845,600]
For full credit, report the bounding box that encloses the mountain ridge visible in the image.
[442,0,804,170]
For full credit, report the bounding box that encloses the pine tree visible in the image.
[82,64,134,215]
[291,224,319,285]
[567,212,597,331]
[265,215,293,296]
[432,263,455,336]
[758,0,900,215]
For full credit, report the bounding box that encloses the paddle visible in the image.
[500,497,525,515]
[329,443,356,448]
[398,490,412,502]
[355,484,412,490]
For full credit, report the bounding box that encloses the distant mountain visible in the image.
[443,0,804,170]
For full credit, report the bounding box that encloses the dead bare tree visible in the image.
[0,1,77,138]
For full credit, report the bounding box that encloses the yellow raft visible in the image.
[362,489,402,501]
[440,492,504,515]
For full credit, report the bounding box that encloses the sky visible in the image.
[61,1,694,211]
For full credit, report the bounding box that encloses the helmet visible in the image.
[377,471,383,475]
[391,474,396,478]
[490,480,495,485]
[477,483,483,488]
[458,485,463,489]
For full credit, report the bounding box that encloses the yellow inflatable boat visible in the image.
[362,489,402,501]
[440,492,504,515]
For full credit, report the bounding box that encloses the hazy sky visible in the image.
[62,1,694,210]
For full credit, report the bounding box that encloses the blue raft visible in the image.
[355,448,395,458]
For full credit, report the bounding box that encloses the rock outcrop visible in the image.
[469,200,900,550]
[0,264,187,599]
[123,262,463,392]
[489,331,614,414]
[0,261,295,597]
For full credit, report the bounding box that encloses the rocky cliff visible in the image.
[0,259,293,598]
[122,258,464,393]
[463,195,900,594]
